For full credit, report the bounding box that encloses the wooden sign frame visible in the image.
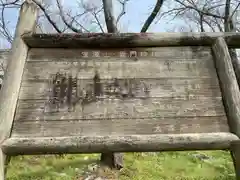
[0,1,240,179]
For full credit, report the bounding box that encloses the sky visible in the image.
[0,0,189,48]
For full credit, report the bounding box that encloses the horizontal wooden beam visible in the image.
[22,32,240,48]
[2,133,239,155]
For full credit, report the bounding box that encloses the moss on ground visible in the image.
[6,151,236,180]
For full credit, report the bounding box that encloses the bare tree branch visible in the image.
[65,12,90,32]
[202,18,217,32]
[116,0,129,24]
[0,0,20,6]
[56,0,82,33]
[102,0,117,33]
[213,17,224,31]
[32,0,62,33]
[158,7,186,20]
[91,9,105,33]
[141,0,165,32]
[229,1,240,22]
[199,13,205,32]
[174,0,224,19]
[0,4,12,42]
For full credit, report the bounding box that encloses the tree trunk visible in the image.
[223,0,240,87]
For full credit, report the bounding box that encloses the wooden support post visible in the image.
[0,1,40,179]
[212,37,240,180]
[231,141,240,179]
[0,149,4,180]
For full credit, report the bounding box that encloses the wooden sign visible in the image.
[1,2,240,179]
[11,46,230,138]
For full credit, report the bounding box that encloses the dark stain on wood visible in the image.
[48,71,151,112]
[93,70,102,97]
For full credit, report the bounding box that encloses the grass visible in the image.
[6,150,236,180]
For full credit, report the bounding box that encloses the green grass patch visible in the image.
[6,151,236,180]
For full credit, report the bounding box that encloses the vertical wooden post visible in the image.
[231,141,240,179]
[212,37,240,180]
[0,1,40,179]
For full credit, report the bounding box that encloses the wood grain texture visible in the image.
[18,78,222,100]
[2,133,239,155]
[213,38,240,180]
[0,1,40,179]
[11,116,229,138]
[22,32,240,48]
[0,3,39,142]
[22,60,217,80]
[0,149,4,180]
[12,46,229,139]
[27,47,212,61]
[14,97,226,121]
[212,37,240,138]
[231,141,240,179]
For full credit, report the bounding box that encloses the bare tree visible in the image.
[0,0,167,169]
[159,0,240,81]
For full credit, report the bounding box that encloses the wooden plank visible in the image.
[213,38,240,180]
[0,149,4,180]
[27,47,212,61]
[3,133,239,155]
[231,141,240,179]
[11,116,230,138]
[22,59,217,80]
[18,78,222,100]
[212,37,240,138]
[22,32,240,48]
[0,1,40,179]
[14,97,226,121]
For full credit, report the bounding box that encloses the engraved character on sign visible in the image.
[92,51,100,57]
[93,70,102,97]
[51,73,68,111]
[119,51,127,57]
[67,75,78,111]
[49,73,79,112]
[130,51,138,61]
[142,82,150,97]
[82,51,88,58]
[154,126,162,133]
[113,78,121,95]
[121,79,129,98]
[140,51,148,57]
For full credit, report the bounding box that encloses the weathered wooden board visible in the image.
[18,78,222,100]
[27,47,212,61]
[22,60,217,80]
[12,46,228,138]
[23,47,216,79]
[11,116,229,137]
[14,97,225,121]
[0,1,40,179]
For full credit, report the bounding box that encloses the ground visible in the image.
[6,151,236,180]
